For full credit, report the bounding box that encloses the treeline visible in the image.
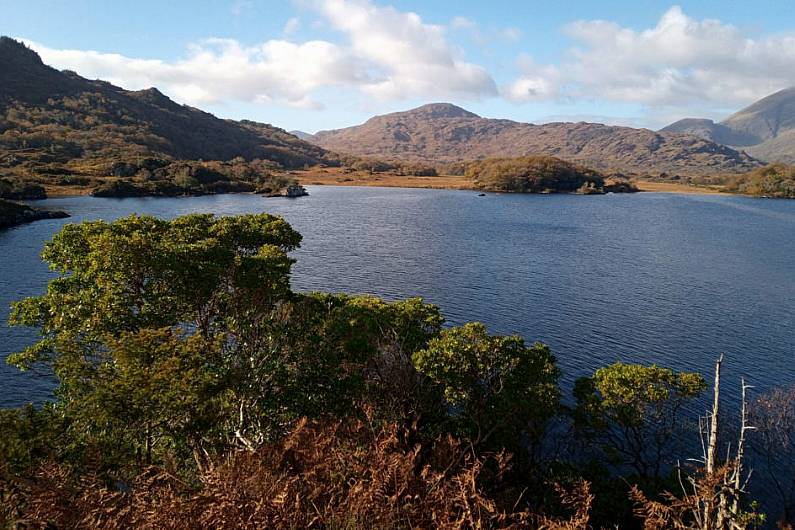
[653,163,795,198]
[724,163,795,198]
[0,214,792,528]
[338,155,438,176]
[467,155,638,194]
[91,158,302,198]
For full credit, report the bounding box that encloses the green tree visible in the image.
[573,362,706,481]
[64,328,223,469]
[412,322,560,455]
[8,213,301,467]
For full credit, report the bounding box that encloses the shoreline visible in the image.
[33,168,730,198]
[296,168,729,196]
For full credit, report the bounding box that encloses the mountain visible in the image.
[661,87,795,163]
[658,118,759,146]
[0,37,335,187]
[289,130,315,141]
[310,103,760,176]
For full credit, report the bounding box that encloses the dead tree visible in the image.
[633,356,758,530]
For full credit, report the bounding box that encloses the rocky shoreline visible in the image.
[0,199,69,230]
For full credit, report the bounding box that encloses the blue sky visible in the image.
[5,0,795,132]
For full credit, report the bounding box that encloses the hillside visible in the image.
[0,37,336,194]
[310,103,761,176]
[661,86,795,163]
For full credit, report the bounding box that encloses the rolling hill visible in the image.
[309,103,761,176]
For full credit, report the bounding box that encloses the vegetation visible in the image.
[724,163,795,198]
[338,155,439,176]
[467,155,637,194]
[574,363,706,481]
[0,177,45,200]
[1,213,788,528]
[0,37,337,197]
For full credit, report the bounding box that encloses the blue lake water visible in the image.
[1,186,794,411]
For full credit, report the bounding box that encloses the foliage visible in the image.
[413,322,560,452]
[467,155,607,193]
[339,155,439,176]
[1,419,596,530]
[0,212,770,528]
[725,163,795,198]
[574,363,706,481]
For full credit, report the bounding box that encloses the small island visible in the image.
[466,155,639,194]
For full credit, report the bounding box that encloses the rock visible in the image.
[0,198,69,229]
[91,180,150,197]
[285,184,308,197]
[603,178,639,193]
[264,184,309,198]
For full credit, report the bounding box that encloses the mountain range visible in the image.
[0,36,334,187]
[661,86,795,164]
[308,103,762,176]
[3,35,795,186]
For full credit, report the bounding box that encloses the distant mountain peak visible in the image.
[401,103,480,119]
[661,85,795,162]
[312,103,760,176]
[289,130,314,141]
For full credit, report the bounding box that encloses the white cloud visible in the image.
[21,3,795,120]
[506,6,795,113]
[283,17,301,35]
[315,0,496,100]
[504,54,560,102]
[23,0,495,110]
[28,37,364,110]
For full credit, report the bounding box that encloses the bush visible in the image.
[725,163,795,197]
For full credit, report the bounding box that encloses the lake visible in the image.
[1,186,794,410]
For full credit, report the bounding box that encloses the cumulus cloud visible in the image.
[506,6,795,112]
[29,37,363,110]
[505,54,560,102]
[22,3,795,118]
[24,0,495,110]
[315,0,496,100]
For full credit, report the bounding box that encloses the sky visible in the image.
[4,0,795,133]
